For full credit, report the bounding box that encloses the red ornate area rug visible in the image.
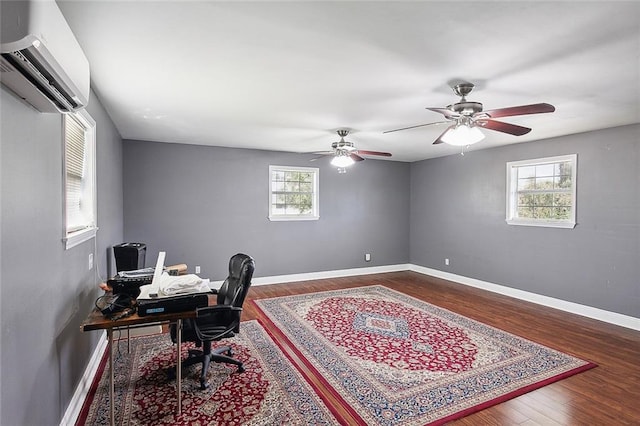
[77,320,340,425]
[254,285,597,426]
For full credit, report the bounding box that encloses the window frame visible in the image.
[62,109,97,249]
[506,154,577,229]
[268,165,319,221]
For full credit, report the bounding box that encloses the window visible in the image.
[269,165,319,221]
[63,110,97,249]
[506,154,577,228]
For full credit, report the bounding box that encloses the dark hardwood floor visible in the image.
[243,271,640,425]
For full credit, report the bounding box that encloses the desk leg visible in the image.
[108,328,115,426]
[176,319,182,415]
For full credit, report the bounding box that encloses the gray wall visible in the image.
[410,124,639,318]
[123,140,410,279]
[124,127,639,319]
[0,86,124,425]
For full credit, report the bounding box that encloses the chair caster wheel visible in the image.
[237,365,245,373]
[226,349,234,357]
[199,380,209,390]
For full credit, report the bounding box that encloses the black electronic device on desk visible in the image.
[107,267,155,298]
[138,293,209,316]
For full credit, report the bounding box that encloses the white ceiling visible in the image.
[57,1,640,162]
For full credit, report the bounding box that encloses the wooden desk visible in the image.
[81,308,199,426]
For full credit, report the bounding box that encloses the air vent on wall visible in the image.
[0,0,90,113]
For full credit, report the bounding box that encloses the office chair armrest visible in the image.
[196,305,241,318]
[193,306,242,341]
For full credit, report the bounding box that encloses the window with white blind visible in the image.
[506,154,577,229]
[63,110,97,249]
[269,165,319,221]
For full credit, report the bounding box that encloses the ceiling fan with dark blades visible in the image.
[384,82,555,146]
[311,129,391,172]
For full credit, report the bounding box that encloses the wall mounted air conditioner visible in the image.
[0,0,90,113]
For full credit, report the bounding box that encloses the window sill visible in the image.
[64,226,97,249]
[506,219,576,229]
[268,215,319,222]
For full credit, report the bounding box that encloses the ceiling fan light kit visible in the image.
[312,129,392,173]
[441,124,485,146]
[330,152,355,167]
[383,82,555,147]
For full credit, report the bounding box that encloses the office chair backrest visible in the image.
[217,253,255,308]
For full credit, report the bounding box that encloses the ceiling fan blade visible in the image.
[357,150,392,157]
[477,119,531,136]
[350,153,365,162]
[433,124,455,145]
[308,151,333,162]
[383,121,449,134]
[481,103,555,119]
[426,107,459,119]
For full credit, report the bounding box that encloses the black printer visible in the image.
[107,267,155,297]
[137,292,210,316]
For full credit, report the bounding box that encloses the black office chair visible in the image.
[170,253,255,389]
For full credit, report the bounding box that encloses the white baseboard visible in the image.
[209,263,411,288]
[60,331,107,426]
[251,264,411,285]
[217,262,638,330]
[126,325,163,337]
[409,264,640,331]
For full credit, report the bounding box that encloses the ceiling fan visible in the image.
[383,83,555,146]
[311,129,391,172]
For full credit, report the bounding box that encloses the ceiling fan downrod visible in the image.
[453,82,474,99]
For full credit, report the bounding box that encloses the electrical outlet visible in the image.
[88,253,94,270]
[195,265,201,274]
[365,253,371,262]
[445,258,450,266]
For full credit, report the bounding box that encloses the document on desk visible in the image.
[138,273,210,299]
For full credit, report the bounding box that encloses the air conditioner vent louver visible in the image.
[0,60,14,73]
[2,50,79,111]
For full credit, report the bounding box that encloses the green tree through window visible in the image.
[516,161,573,219]
[269,166,319,220]
[506,155,577,228]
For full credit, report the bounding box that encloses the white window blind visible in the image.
[64,110,96,249]
[65,114,87,232]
